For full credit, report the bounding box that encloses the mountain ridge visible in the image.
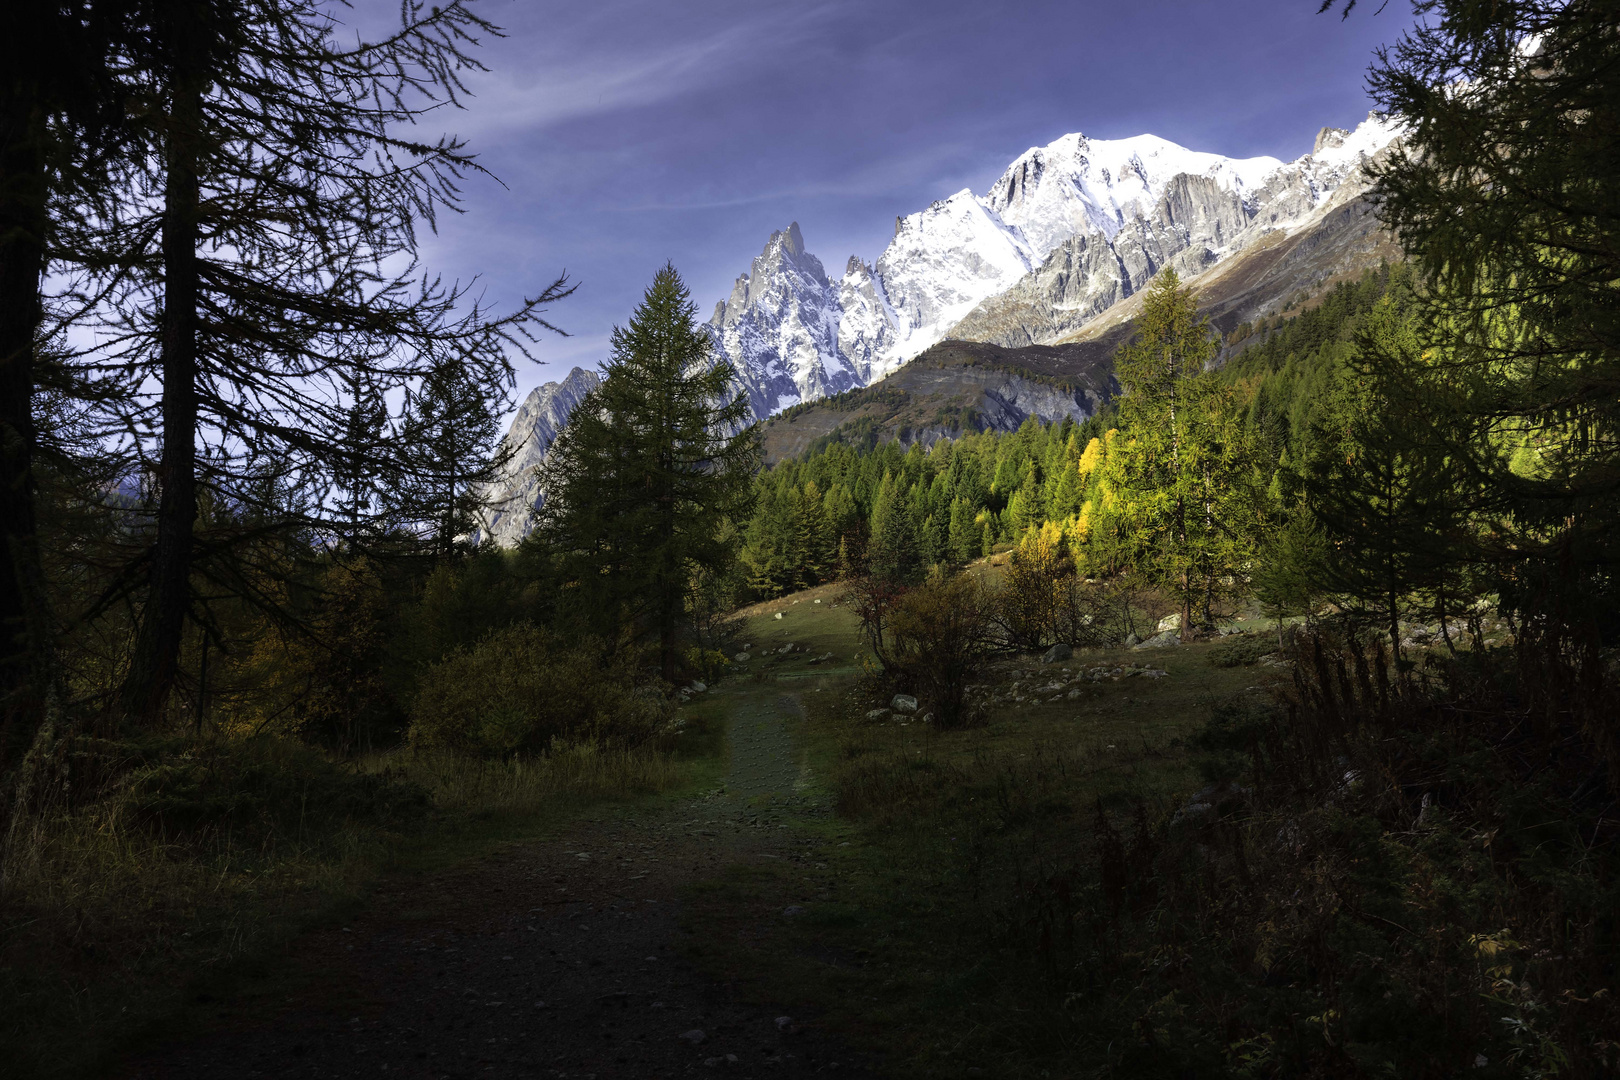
[479,113,1403,542]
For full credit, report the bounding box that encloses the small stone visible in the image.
[890,694,918,713]
[733,652,750,662]
[775,1016,793,1031]
[533,1001,548,1010]
[782,905,805,917]
[814,598,822,604]
[866,708,890,720]
[690,681,707,693]
[774,612,784,620]
[679,1029,708,1045]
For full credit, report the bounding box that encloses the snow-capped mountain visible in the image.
[475,366,599,547]
[711,112,1401,418]
[479,113,1401,544]
[705,223,859,420]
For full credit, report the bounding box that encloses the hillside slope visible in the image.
[757,339,1120,465]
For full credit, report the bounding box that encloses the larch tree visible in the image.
[1105,269,1240,638]
[394,354,514,560]
[64,0,571,725]
[1326,0,1619,752]
[1,0,141,797]
[539,265,757,682]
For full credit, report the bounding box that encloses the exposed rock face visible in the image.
[706,114,1402,418]
[756,339,1119,465]
[950,119,1403,348]
[474,366,599,547]
[705,223,859,420]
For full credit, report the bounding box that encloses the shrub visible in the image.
[1036,630,1620,1075]
[683,646,732,684]
[885,569,995,727]
[407,624,668,757]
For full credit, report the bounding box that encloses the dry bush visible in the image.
[408,624,669,757]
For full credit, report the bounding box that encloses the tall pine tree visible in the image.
[540,265,757,681]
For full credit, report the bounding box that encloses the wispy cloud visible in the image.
[600,138,982,213]
[455,3,845,138]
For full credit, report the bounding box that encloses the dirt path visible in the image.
[121,688,875,1080]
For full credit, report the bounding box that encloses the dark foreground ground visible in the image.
[121,691,874,1080]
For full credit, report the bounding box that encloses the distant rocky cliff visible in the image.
[474,366,598,547]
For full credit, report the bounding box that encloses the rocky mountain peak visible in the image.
[1314,126,1350,155]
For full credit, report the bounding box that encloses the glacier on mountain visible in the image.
[708,112,1401,419]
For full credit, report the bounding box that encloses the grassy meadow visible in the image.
[682,581,1287,1077]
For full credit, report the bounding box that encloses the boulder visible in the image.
[1123,633,1140,647]
[1040,643,1073,664]
[1136,630,1181,649]
[891,694,919,713]
[866,708,891,720]
[773,612,784,620]
[733,652,751,662]
[690,681,707,693]
[1157,613,1182,633]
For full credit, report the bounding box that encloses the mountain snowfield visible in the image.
[709,112,1400,420]
[477,112,1401,542]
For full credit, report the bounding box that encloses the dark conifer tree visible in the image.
[1330,0,1620,752]
[66,0,571,724]
[394,355,513,560]
[539,265,757,681]
[1,0,140,794]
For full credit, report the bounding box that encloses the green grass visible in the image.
[678,593,1280,1078]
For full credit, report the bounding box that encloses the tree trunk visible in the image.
[121,72,203,725]
[0,87,52,781]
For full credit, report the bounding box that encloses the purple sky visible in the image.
[385,0,1411,407]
